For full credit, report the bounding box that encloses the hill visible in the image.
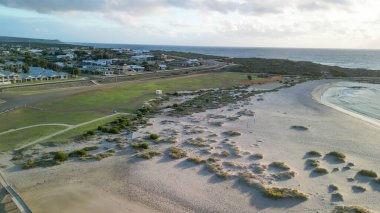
[0,36,62,44]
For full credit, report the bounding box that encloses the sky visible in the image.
[0,0,380,49]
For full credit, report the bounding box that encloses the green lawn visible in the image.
[0,125,67,152]
[41,114,122,144]
[0,108,106,132]
[0,72,250,148]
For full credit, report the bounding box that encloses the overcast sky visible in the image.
[0,0,379,49]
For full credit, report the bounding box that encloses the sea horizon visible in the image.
[74,42,380,70]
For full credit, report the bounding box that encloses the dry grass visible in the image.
[263,187,308,200]
[269,162,290,171]
[185,137,209,147]
[168,147,187,159]
[222,131,242,137]
[187,156,206,164]
[332,206,372,213]
[250,153,263,160]
[137,151,163,159]
[272,171,296,180]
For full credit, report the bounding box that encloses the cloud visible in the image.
[0,0,355,15]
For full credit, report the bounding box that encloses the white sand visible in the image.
[5,80,380,213]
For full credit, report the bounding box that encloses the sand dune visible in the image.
[7,80,380,213]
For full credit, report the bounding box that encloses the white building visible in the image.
[127,65,145,72]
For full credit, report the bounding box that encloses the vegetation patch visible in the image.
[305,159,319,168]
[263,187,308,201]
[326,151,346,163]
[82,146,99,151]
[352,185,366,193]
[272,171,296,180]
[331,193,344,202]
[131,142,150,149]
[357,170,378,178]
[168,147,187,159]
[332,206,372,213]
[250,153,263,160]
[222,131,242,137]
[184,137,209,147]
[54,151,68,162]
[329,184,339,192]
[312,167,329,175]
[290,125,308,131]
[305,151,322,157]
[137,151,163,159]
[149,134,160,140]
[69,149,89,158]
[187,156,206,164]
[269,162,290,171]
[206,162,231,179]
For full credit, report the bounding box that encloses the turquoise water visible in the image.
[322,82,380,122]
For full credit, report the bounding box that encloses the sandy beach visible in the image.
[5,80,380,213]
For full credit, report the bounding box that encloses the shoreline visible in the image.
[5,80,380,213]
[312,81,380,129]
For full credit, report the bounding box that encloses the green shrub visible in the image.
[149,134,160,140]
[263,187,308,200]
[331,193,344,202]
[329,184,339,192]
[269,162,290,171]
[69,149,89,157]
[312,167,329,175]
[352,185,366,193]
[54,151,68,162]
[357,170,378,178]
[82,146,99,151]
[137,151,163,159]
[306,151,322,157]
[168,147,187,159]
[250,153,263,160]
[22,158,37,169]
[109,128,121,134]
[326,151,346,162]
[305,159,319,168]
[221,151,230,157]
[131,142,150,149]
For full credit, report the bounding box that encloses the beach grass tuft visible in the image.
[312,167,329,175]
[263,187,308,200]
[326,151,346,162]
[332,206,372,213]
[187,156,206,164]
[269,162,290,171]
[168,147,187,159]
[357,170,378,178]
[131,142,150,149]
[137,151,163,159]
[306,150,322,157]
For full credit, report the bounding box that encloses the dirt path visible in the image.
[0,124,73,136]
[15,113,129,151]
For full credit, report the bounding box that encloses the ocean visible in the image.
[79,43,380,70]
[322,82,380,124]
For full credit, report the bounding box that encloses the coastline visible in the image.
[312,81,380,129]
[6,80,380,213]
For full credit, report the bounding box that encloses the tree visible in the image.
[22,64,29,73]
[247,75,252,80]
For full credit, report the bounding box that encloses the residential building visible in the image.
[0,70,22,83]
[131,54,154,62]
[159,64,167,70]
[127,65,145,72]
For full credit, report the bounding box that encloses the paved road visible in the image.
[15,113,129,151]
[0,172,31,213]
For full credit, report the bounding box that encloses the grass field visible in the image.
[0,125,67,152]
[0,72,251,149]
[41,114,122,144]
